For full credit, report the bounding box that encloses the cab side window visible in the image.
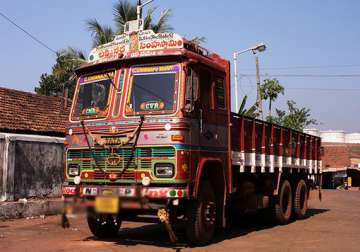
[214,78,226,109]
[185,67,199,111]
[199,69,212,107]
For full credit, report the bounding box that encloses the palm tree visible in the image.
[87,19,115,47]
[238,95,258,118]
[54,47,87,97]
[87,0,173,47]
[260,78,284,117]
[113,0,172,34]
[35,47,86,97]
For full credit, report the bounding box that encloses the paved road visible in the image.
[0,189,359,252]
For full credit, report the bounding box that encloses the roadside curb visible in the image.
[0,198,63,220]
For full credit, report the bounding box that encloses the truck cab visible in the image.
[63,29,231,244]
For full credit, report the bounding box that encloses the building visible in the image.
[304,129,360,188]
[0,87,71,201]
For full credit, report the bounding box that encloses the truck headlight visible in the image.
[154,163,174,178]
[68,164,80,177]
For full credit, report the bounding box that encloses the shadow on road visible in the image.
[83,208,329,251]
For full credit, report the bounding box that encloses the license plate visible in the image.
[95,197,119,214]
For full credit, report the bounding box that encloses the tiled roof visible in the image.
[0,87,71,136]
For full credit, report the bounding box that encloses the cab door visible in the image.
[212,77,228,151]
[197,68,218,148]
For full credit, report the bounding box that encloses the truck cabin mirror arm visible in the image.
[184,66,199,113]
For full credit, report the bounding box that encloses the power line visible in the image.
[241,64,360,70]
[0,11,56,54]
[240,74,360,78]
[242,84,360,92]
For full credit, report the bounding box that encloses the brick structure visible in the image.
[322,142,360,188]
[0,87,71,136]
[322,143,351,171]
[323,143,360,171]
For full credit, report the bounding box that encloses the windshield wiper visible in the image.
[105,72,117,90]
[80,120,105,173]
[120,115,145,176]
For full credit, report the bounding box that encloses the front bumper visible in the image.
[63,185,188,199]
[63,185,188,210]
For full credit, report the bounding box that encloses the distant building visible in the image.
[304,129,360,188]
[0,87,71,201]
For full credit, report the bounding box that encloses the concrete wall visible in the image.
[0,137,5,198]
[0,133,65,201]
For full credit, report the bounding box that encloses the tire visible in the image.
[293,179,308,219]
[87,212,121,239]
[274,180,293,225]
[186,181,217,246]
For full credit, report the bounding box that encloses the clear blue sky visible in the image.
[1,0,359,132]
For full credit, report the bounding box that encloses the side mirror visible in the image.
[184,67,199,113]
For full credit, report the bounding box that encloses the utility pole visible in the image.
[255,55,263,119]
[137,0,142,20]
[233,52,239,113]
[233,43,266,114]
[137,0,154,20]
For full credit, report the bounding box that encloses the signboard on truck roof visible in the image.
[88,29,184,64]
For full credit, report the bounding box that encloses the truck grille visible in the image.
[67,147,175,171]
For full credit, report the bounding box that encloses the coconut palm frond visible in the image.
[58,47,87,61]
[113,0,137,34]
[189,36,207,45]
[151,9,173,33]
[87,18,115,46]
[143,7,156,30]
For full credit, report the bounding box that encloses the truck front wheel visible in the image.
[274,180,293,225]
[87,212,121,239]
[293,179,308,219]
[186,181,217,246]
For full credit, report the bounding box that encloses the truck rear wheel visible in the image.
[274,180,292,225]
[87,212,121,239]
[294,179,308,219]
[186,181,217,246]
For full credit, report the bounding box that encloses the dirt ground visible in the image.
[0,189,359,252]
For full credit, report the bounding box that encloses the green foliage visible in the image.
[188,36,207,45]
[34,48,86,98]
[87,19,115,47]
[238,95,259,118]
[87,0,173,47]
[260,78,284,116]
[267,100,317,131]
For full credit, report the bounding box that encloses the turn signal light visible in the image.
[171,135,184,142]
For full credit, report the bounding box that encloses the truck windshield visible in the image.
[125,65,179,115]
[72,72,113,119]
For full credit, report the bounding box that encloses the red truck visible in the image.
[62,20,322,245]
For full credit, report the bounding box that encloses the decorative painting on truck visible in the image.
[88,30,184,63]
